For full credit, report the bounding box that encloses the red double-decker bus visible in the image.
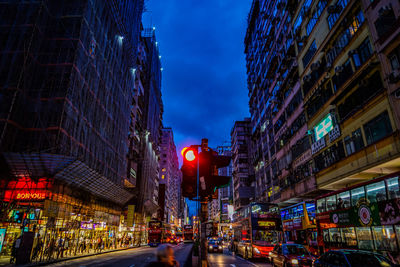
[315,172,400,261]
[232,203,283,259]
[183,225,194,243]
[148,220,163,247]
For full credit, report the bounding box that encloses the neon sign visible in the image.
[16,192,46,200]
[258,221,276,227]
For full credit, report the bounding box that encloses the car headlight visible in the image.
[253,247,260,254]
[218,246,222,249]
[291,259,299,266]
[209,246,213,249]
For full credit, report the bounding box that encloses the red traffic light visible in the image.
[181,147,196,162]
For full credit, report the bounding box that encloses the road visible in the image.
[208,249,272,267]
[45,243,192,267]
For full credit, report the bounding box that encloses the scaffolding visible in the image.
[0,0,144,205]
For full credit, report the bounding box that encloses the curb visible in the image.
[3,245,146,267]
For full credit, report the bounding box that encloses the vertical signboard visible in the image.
[127,205,135,227]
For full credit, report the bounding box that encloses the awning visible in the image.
[2,152,133,205]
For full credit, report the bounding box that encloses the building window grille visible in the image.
[364,111,393,145]
[306,0,328,35]
[302,40,317,67]
[327,0,350,29]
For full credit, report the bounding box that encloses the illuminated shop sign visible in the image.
[314,114,333,141]
[257,220,276,228]
[4,190,47,201]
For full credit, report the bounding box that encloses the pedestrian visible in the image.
[147,244,180,267]
[10,235,21,264]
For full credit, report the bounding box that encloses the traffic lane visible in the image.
[46,243,192,267]
[208,249,271,267]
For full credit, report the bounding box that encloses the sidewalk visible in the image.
[0,244,145,267]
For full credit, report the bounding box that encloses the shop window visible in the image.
[337,191,350,209]
[372,226,398,251]
[387,177,400,199]
[364,111,393,145]
[351,187,365,206]
[342,227,357,247]
[326,195,337,211]
[317,198,326,213]
[356,227,374,250]
[366,181,386,203]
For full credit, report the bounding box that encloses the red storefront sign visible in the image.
[3,177,51,201]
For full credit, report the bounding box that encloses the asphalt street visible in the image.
[207,249,272,267]
[45,243,192,267]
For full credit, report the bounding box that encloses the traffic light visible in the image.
[199,149,231,198]
[181,146,198,199]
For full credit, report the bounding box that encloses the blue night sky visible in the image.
[145,1,251,216]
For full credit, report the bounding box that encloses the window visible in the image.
[342,227,357,246]
[329,228,343,243]
[317,198,326,213]
[364,111,393,145]
[351,187,365,206]
[161,168,166,172]
[374,6,396,38]
[390,54,400,70]
[327,0,350,29]
[387,177,400,199]
[356,227,374,250]
[344,128,364,155]
[372,226,398,251]
[306,1,328,35]
[337,191,350,209]
[326,195,336,211]
[366,181,386,203]
[358,38,373,66]
[302,40,317,67]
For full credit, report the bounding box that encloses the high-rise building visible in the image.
[244,0,400,206]
[158,127,180,226]
[231,118,255,211]
[0,0,146,259]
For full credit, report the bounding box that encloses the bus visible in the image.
[183,225,194,242]
[280,201,318,254]
[232,202,283,259]
[315,172,400,262]
[148,220,163,247]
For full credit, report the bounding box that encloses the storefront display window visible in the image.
[366,181,386,203]
[342,227,357,247]
[351,187,365,206]
[326,195,337,211]
[372,226,397,251]
[337,191,350,209]
[356,227,374,250]
[387,177,400,199]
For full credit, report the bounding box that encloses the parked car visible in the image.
[269,243,314,267]
[313,249,400,267]
[208,238,223,253]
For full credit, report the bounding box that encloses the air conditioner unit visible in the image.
[348,49,357,56]
[335,65,344,73]
[327,4,342,14]
[379,4,393,16]
[303,74,312,82]
[311,61,321,71]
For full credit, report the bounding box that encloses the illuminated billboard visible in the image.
[314,114,333,141]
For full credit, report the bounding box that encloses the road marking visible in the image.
[230,264,236,267]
